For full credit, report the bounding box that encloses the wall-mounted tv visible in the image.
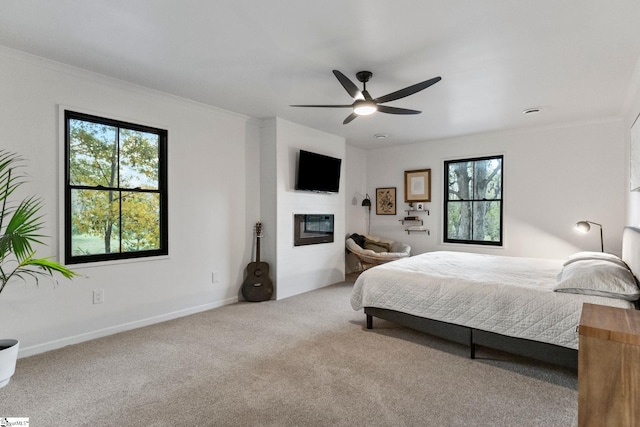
[295,150,342,193]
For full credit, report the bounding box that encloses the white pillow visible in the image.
[563,251,629,269]
[555,259,640,301]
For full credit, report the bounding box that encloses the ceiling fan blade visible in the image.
[362,89,374,101]
[290,104,353,108]
[333,70,363,100]
[374,76,442,104]
[377,105,421,115]
[343,112,358,124]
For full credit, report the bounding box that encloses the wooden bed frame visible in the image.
[363,226,640,370]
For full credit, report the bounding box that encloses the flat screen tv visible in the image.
[295,150,342,193]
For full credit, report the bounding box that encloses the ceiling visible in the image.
[1,1,640,148]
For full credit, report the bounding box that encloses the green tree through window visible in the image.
[65,111,168,264]
[444,155,503,245]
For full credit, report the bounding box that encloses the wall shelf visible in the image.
[401,206,429,234]
[405,209,430,216]
[405,228,430,235]
[399,218,423,225]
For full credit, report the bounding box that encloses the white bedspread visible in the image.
[351,251,635,349]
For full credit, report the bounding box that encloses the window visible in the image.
[444,155,503,245]
[64,110,168,264]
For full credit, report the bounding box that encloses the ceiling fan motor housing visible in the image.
[356,71,373,83]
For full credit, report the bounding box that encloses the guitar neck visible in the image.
[256,235,261,263]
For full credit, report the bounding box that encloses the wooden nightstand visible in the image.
[578,303,640,426]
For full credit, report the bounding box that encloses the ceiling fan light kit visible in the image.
[291,69,441,125]
[353,100,377,116]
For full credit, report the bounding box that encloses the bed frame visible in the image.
[364,226,640,370]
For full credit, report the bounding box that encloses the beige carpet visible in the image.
[1,275,578,426]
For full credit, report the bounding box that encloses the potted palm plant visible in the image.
[0,150,78,388]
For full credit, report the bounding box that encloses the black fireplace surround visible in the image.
[294,214,334,246]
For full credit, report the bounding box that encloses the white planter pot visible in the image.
[0,339,19,388]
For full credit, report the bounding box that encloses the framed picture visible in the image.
[404,169,431,202]
[376,187,396,215]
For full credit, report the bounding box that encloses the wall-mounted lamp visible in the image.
[362,194,371,235]
[575,220,603,252]
[361,194,371,210]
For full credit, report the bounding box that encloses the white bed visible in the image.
[351,227,640,368]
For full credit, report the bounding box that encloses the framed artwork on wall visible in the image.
[404,169,431,202]
[376,187,397,215]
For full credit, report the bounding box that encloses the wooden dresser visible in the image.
[578,303,640,426]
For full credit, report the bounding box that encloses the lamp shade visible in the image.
[574,221,591,233]
[574,220,603,252]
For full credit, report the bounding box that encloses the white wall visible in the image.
[365,120,627,258]
[261,118,346,299]
[344,145,367,272]
[0,47,261,356]
[625,61,640,226]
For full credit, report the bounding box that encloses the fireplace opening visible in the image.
[294,214,334,246]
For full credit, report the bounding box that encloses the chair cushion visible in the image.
[346,235,411,259]
[364,237,392,252]
[349,233,366,248]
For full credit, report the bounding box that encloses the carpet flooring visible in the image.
[1,275,578,426]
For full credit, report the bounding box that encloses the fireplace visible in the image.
[293,214,334,246]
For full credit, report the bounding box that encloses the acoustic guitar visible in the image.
[241,222,274,302]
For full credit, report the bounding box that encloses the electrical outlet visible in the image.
[212,271,220,283]
[93,289,104,304]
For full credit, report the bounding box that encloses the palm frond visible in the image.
[0,149,78,296]
[0,152,27,222]
[20,256,80,280]
[0,196,46,261]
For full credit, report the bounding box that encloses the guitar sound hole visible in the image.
[254,269,262,277]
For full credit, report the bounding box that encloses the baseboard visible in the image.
[18,297,238,358]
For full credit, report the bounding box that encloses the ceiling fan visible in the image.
[291,70,441,124]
